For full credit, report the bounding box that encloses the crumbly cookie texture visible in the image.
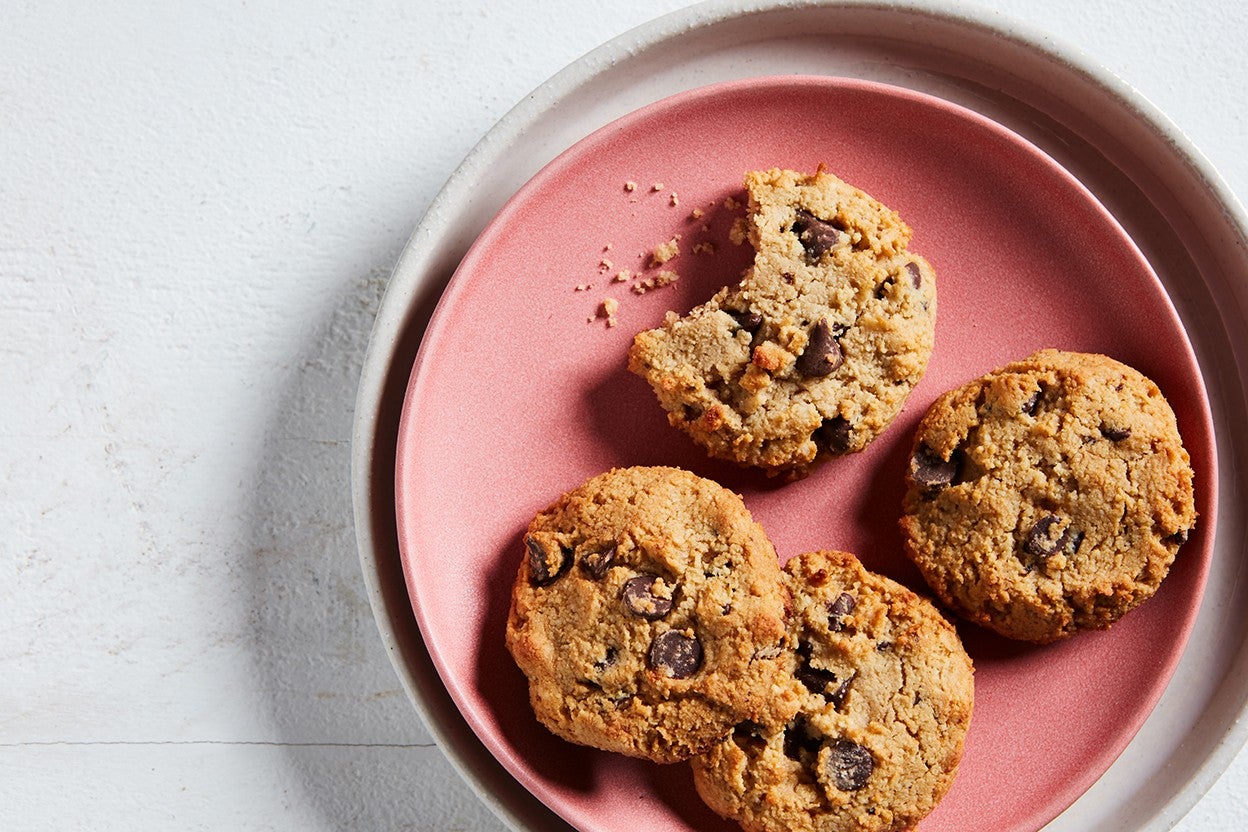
[692,550,974,832]
[505,466,800,763]
[628,168,936,475]
[899,349,1197,643]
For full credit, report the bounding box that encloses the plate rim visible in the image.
[352,2,1248,831]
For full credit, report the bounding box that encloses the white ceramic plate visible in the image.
[352,3,1248,831]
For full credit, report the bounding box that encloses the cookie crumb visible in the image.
[603,242,613,251]
[729,217,749,245]
[651,182,664,192]
[692,241,716,255]
[689,207,705,220]
[624,181,637,192]
[574,283,593,292]
[669,192,679,207]
[600,297,620,327]
[614,269,631,283]
[599,258,613,271]
[723,196,742,210]
[655,269,679,287]
[650,236,681,266]
[632,270,680,295]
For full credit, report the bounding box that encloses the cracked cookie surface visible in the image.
[505,466,799,763]
[691,550,974,832]
[899,349,1197,643]
[628,168,936,475]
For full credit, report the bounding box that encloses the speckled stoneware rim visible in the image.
[351,2,1248,831]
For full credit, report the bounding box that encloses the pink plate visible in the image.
[395,76,1214,832]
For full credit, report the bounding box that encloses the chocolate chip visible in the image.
[911,446,960,490]
[827,592,856,631]
[622,574,675,620]
[796,662,840,697]
[648,630,702,678]
[905,261,922,288]
[1023,384,1048,416]
[728,309,763,332]
[825,739,874,791]
[814,416,852,454]
[579,543,616,580]
[1024,515,1065,556]
[828,676,854,709]
[875,641,893,652]
[792,209,843,259]
[1022,514,1078,568]
[1100,424,1132,441]
[593,646,618,670]
[1167,528,1191,546]
[526,536,570,586]
[782,272,795,285]
[794,319,844,377]
[783,714,822,760]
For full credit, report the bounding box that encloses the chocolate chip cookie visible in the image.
[691,550,974,832]
[628,168,936,474]
[899,349,1197,643]
[505,466,800,763]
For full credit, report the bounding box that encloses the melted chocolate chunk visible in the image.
[911,445,960,490]
[905,261,922,288]
[622,574,675,620]
[579,543,616,580]
[1167,528,1191,546]
[783,714,822,761]
[828,676,854,709]
[814,416,853,454]
[795,319,844,377]
[825,739,874,791]
[1100,424,1132,441]
[648,631,702,678]
[792,209,844,259]
[1023,384,1047,416]
[526,536,570,586]
[728,308,763,332]
[827,592,856,631]
[593,646,618,671]
[796,662,839,698]
[1021,514,1078,568]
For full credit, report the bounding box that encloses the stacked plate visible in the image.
[352,3,1248,831]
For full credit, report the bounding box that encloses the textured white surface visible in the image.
[2,1,1246,830]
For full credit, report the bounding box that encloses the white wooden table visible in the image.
[4,1,1246,829]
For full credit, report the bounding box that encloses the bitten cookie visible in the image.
[505,466,800,763]
[899,349,1197,643]
[691,550,974,832]
[628,168,936,474]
